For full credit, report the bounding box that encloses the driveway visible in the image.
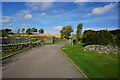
[2,41,85,78]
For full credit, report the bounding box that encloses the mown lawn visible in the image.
[62,46,118,78]
[67,42,86,46]
[44,39,67,45]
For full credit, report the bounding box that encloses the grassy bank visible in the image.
[62,46,118,78]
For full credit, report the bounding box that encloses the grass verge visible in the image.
[62,46,118,78]
[0,50,23,59]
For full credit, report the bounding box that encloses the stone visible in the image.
[83,45,119,54]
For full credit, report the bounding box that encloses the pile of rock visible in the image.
[82,45,119,54]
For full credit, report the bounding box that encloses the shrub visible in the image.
[82,30,98,45]
[97,30,113,45]
[82,30,113,46]
[115,34,120,47]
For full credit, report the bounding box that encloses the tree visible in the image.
[31,28,37,33]
[115,34,120,47]
[1,30,8,37]
[0,29,12,37]
[82,30,98,45]
[4,29,12,33]
[109,29,120,35]
[97,30,113,45]
[82,30,113,45]
[17,29,20,34]
[35,29,37,33]
[26,28,32,35]
[21,28,25,33]
[60,26,74,39]
[39,28,44,34]
[76,23,83,42]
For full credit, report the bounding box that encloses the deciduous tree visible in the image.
[60,26,74,39]
[39,28,44,34]
[17,29,20,34]
[21,28,25,33]
[26,28,32,35]
[76,23,83,42]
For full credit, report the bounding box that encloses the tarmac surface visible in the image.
[2,41,85,78]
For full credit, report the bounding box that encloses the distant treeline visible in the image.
[0,28,44,37]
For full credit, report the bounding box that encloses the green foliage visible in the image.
[82,30,98,45]
[82,30,113,46]
[5,29,12,33]
[109,29,120,35]
[60,26,74,39]
[114,34,120,47]
[1,30,8,37]
[26,28,32,35]
[21,28,25,33]
[76,23,83,42]
[0,29,12,37]
[39,28,44,34]
[17,29,20,34]
[97,30,113,45]
[32,28,37,33]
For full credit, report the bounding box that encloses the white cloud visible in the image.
[35,12,46,16]
[16,10,31,16]
[74,0,119,2]
[6,24,12,27]
[52,9,64,13]
[24,14,32,19]
[41,12,46,15]
[26,0,56,2]
[2,0,120,2]
[22,10,31,14]
[74,2,86,7]
[84,27,118,31]
[2,19,10,23]
[22,24,31,27]
[88,3,117,16]
[2,18,16,23]
[2,16,14,19]
[26,1,55,11]
[15,10,31,20]
[53,26,63,30]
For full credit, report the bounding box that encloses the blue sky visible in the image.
[2,2,118,34]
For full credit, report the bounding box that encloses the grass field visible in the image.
[67,42,86,46]
[62,46,118,78]
[8,34,61,38]
[44,39,67,45]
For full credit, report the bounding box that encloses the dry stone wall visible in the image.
[1,42,44,54]
[82,45,119,54]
